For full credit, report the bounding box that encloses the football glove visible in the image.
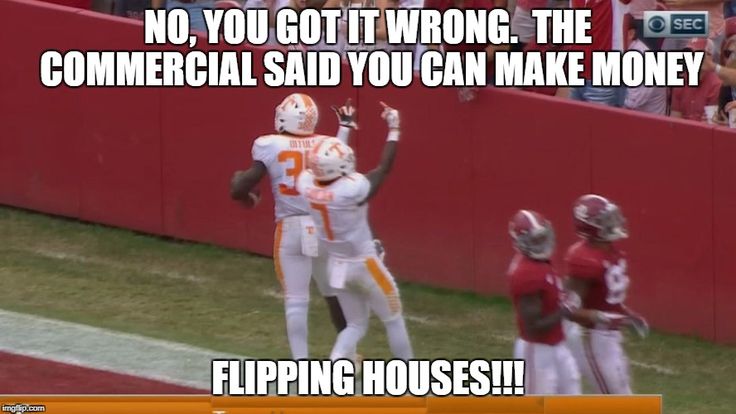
[332,99,359,130]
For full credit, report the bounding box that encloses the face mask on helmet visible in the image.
[597,205,628,241]
[274,94,319,136]
[514,224,556,260]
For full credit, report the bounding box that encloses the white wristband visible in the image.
[387,129,400,142]
[716,64,722,74]
[336,126,351,144]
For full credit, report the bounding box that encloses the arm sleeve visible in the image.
[336,126,351,144]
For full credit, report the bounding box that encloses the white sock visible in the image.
[285,299,309,360]
[384,317,413,360]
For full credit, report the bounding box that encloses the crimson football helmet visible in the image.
[572,194,628,242]
[509,210,556,260]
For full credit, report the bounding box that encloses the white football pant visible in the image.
[273,215,333,360]
[513,338,581,395]
[564,322,633,394]
[328,256,413,361]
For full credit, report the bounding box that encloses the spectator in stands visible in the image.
[423,0,509,85]
[511,0,554,51]
[151,0,216,32]
[702,18,736,124]
[623,16,667,114]
[568,0,629,107]
[671,38,721,122]
[521,0,570,98]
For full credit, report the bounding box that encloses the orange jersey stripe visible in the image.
[366,258,395,296]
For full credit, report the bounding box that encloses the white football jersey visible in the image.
[252,134,330,221]
[296,170,375,258]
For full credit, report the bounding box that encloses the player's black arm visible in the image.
[230,161,267,202]
[361,140,398,203]
[518,293,568,338]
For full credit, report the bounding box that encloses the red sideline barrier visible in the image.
[1,0,735,344]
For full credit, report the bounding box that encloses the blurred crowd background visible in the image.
[41,0,736,126]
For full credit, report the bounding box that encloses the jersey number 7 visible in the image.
[277,150,308,196]
[310,202,335,241]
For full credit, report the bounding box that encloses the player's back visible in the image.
[252,133,330,221]
[508,254,564,345]
[297,170,374,258]
[564,240,629,316]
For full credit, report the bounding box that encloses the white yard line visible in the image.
[630,360,677,376]
[404,315,437,326]
[0,309,251,390]
[29,248,206,284]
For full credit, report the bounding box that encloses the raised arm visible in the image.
[333,98,359,144]
[361,102,401,204]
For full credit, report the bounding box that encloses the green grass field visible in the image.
[0,206,734,413]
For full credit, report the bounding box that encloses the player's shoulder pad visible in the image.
[341,172,370,200]
[253,134,281,147]
[565,241,603,267]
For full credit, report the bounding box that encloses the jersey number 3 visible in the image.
[278,150,306,196]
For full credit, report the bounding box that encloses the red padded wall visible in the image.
[589,110,715,339]
[470,89,593,295]
[0,1,86,218]
[713,129,736,344]
[74,13,164,234]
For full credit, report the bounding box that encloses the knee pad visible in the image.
[346,320,369,337]
[285,297,309,313]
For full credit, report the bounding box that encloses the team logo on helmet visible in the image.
[308,137,355,181]
[274,93,319,136]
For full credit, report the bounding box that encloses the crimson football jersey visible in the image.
[564,240,629,322]
[508,254,564,345]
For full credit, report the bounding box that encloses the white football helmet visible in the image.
[308,137,355,181]
[274,93,319,136]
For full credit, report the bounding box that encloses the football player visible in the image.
[230,93,358,360]
[563,194,649,394]
[296,102,413,362]
[508,210,581,395]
